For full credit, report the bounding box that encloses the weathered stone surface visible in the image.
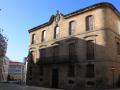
[27,2,120,89]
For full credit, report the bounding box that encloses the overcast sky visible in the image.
[0,0,120,62]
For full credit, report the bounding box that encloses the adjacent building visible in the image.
[8,61,23,83]
[0,56,10,82]
[27,2,120,89]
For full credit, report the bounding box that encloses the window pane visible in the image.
[69,43,76,60]
[54,26,60,39]
[31,34,35,44]
[69,43,75,56]
[86,15,93,31]
[56,27,60,34]
[41,30,46,42]
[86,40,94,60]
[69,21,75,35]
[44,31,46,39]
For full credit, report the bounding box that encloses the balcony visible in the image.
[38,55,78,64]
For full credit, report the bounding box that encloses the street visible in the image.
[1,83,120,90]
[0,83,62,90]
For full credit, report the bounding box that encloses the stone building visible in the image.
[27,2,120,89]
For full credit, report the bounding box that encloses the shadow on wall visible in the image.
[26,37,120,89]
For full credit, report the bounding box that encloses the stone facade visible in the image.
[27,2,120,89]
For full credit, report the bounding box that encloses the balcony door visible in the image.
[52,68,59,88]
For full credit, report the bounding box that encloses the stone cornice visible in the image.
[28,2,120,33]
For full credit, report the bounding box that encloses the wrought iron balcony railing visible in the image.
[38,55,78,64]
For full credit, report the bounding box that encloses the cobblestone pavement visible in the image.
[0,83,62,90]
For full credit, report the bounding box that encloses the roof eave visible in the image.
[28,2,120,33]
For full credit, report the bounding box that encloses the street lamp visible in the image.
[111,65,116,88]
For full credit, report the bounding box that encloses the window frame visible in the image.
[86,15,94,31]
[68,43,76,57]
[31,34,35,44]
[86,40,95,60]
[69,21,76,35]
[54,26,60,39]
[41,30,46,42]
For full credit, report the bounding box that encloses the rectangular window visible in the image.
[86,64,95,78]
[69,21,75,35]
[69,43,76,60]
[54,26,60,39]
[86,15,94,31]
[68,64,75,77]
[86,40,94,60]
[41,30,46,42]
[31,34,35,44]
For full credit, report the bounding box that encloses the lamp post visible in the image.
[111,65,116,88]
